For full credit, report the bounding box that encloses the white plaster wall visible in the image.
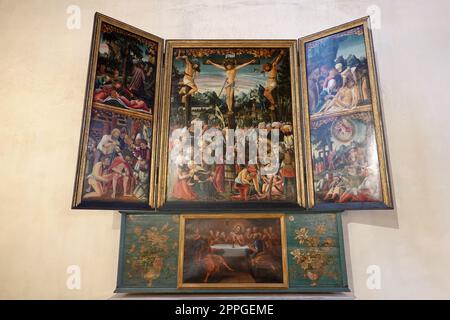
[0,0,449,299]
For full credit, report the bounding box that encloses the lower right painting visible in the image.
[116,212,348,293]
[286,213,347,289]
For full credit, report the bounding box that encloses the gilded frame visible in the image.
[177,213,289,289]
[72,13,164,210]
[157,40,305,210]
[299,17,393,210]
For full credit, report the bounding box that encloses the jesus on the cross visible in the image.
[205,57,256,114]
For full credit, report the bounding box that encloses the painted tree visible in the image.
[276,54,292,122]
[102,30,145,87]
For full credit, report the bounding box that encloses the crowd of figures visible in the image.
[83,114,152,201]
[93,62,154,113]
[308,52,371,115]
[312,116,382,204]
[185,221,282,283]
[169,118,296,202]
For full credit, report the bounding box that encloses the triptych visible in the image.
[72,13,393,293]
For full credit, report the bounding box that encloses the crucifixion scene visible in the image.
[167,47,297,203]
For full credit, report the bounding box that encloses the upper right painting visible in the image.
[299,17,393,210]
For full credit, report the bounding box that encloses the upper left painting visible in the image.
[72,13,163,210]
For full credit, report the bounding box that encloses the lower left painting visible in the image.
[121,215,179,288]
[116,212,349,293]
[73,106,154,209]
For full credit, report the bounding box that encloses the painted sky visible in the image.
[336,34,367,60]
[305,27,367,73]
[99,37,151,62]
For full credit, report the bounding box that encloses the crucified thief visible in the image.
[206,57,256,114]
[261,50,285,110]
[176,52,200,104]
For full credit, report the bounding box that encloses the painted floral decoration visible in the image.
[290,223,338,286]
